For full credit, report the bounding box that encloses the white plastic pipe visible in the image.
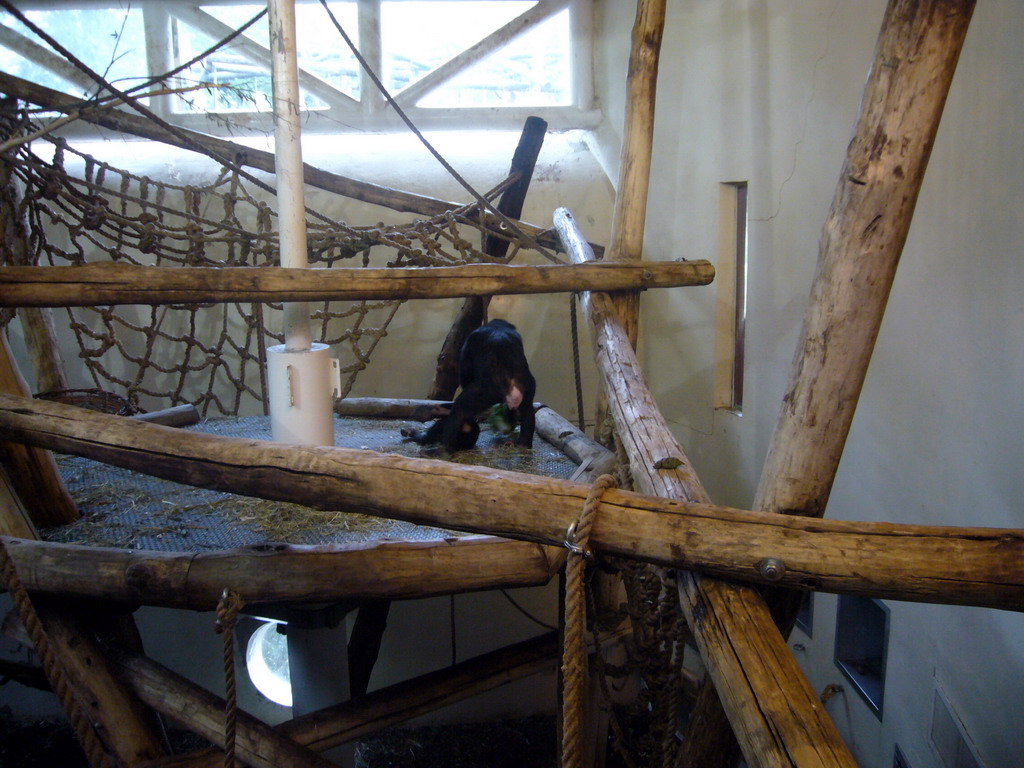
[267,343,341,446]
[266,0,339,446]
[268,0,312,352]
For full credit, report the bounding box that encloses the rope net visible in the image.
[1,116,530,416]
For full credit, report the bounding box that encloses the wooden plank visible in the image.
[0,260,713,308]
[2,396,1021,612]
[682,1,978,764]
[557,207,857,768]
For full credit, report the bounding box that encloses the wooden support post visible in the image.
[556,207,858,768]
[428,116,548,400]
[681,2,977,765]
[0,332,77,528]
[591,0,666,446]
[604,0,666,348]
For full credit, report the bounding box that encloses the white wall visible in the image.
[592,2,1023,767]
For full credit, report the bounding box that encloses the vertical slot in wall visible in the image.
[714,181,748,412]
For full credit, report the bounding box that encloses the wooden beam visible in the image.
[557,207,857,768]
[2,396,1021,612]
[0,260,713,308]
[428,116,548,400]
[4,535,563,611]
[682,1,977,764]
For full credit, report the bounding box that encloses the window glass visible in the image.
[416,7,570,107]
[381,1,557,103]
[174,3,359,113]
[0,7,148,97]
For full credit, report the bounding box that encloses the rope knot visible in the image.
[564,473,616,560]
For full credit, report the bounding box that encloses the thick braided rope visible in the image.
[215,589,246,768]
[0,539,113,768]
[561,473,616,768]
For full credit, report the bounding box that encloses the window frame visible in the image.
[2,0,598,136]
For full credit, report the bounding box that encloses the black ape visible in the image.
[402,319,536,452]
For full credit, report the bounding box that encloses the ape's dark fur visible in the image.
[402,319,536,452]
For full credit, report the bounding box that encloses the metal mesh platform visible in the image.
[44,415,578,553]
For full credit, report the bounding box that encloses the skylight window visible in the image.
[0,0,594,135]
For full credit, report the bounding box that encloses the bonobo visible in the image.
[402,319,536,452]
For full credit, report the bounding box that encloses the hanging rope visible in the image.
[0,539,114,768]
[215,588,246,768]
[561,473,616,768]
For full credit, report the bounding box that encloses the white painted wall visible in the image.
[591,2,1023,767]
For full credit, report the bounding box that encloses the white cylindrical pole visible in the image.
[266,0,338,446]
[268,0,312,352]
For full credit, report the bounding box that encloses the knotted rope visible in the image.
[0,539,113,768]
[561,473,616,768]
[215,588,246,768]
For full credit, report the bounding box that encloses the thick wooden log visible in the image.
[427,116,548,400]
[123,631,558,768]
[0,261,713,308]
[0,333,77,528]
[4,535,562,611]
[0,72,585,255]
[756,0,976,519]
[534,405,615,474]
[683,2,978,765]
[557,207,857,768]
[34,600,165,765]
[604,0,667,348]
[1,396,1022,611]
[112,651,339,768]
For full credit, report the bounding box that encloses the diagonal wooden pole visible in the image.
[558,208,858,768]
[679,1,978,765]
